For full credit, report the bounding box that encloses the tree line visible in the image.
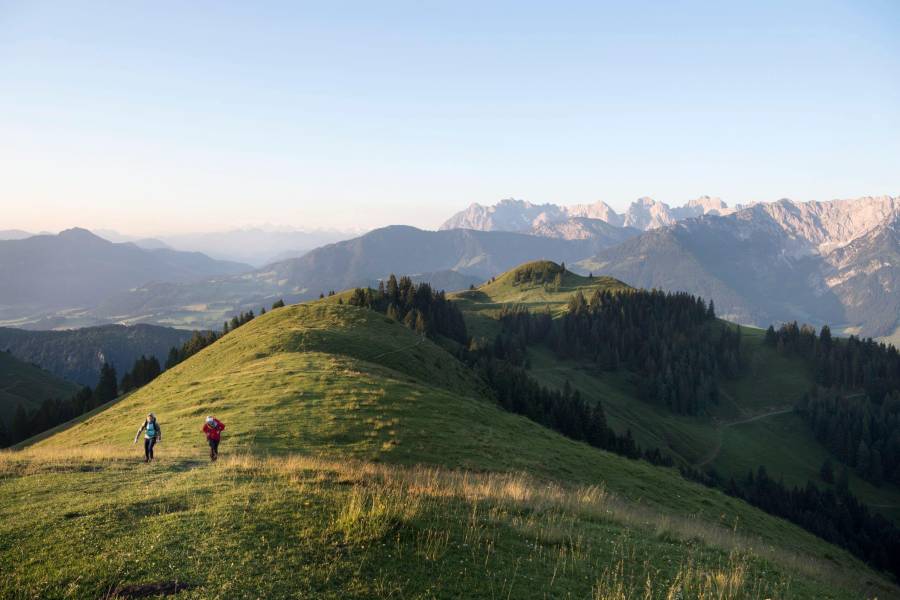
[766,322,900,487]
[682,464,900,579]
[460,341,674,467]
[347,275,468,344]
[511,261,567,288]
[343,277,671,467]
[766,322,900,396]
[0,362,119,446]
[495,289,742,415]
[797,386,900,487]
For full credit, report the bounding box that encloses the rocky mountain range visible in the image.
[440,195,735,235]
[576,196,900,339]
[2,196,897,343]
[439,194,899,340]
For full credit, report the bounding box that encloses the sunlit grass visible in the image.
[4,302,896,599]
[0,446,866,599]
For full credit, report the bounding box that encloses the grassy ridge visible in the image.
[450,261,630,339]
[7,298,896,597]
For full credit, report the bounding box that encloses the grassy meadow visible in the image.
[0,446,893,599]
[1,271,898,598]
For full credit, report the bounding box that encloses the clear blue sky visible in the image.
[2,1,898,234]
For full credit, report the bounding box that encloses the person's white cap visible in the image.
[206,416,214,424]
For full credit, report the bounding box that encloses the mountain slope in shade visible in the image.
[824,216,900,338]
[258,225,594,292]
[0,228,252,323]
[0,351,80,423]
[0,324,195,387]
[0,230,37,241]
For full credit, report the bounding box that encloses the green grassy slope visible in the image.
[0,350,80,422]
[454,263,900,519]
[3,299,896,597]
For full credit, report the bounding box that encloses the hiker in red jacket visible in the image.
[203,416,225,461]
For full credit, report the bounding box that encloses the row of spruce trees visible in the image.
[681,464,900,578]
[459,341,673,467]
[766,322,900,487]
[347,275,468,344]
[494,289,742,415]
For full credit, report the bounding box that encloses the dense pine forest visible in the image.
[347,275,468,344]
[486,286,900,579]
[766,322,900,396]
[797,387,900,487]
[496,289,742,415]
[766,322,900,487]
[680,464,900,579]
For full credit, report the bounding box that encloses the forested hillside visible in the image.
[0,324,193,386]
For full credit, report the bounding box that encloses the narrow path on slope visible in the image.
[693,407,794,468]
[367,334,426,362]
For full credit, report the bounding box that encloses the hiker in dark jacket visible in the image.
[133,413,161,462]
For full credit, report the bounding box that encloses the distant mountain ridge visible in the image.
[440,195,735,236]
[577,196,900,338]
[68,226,597,330]
[3,196,897,342]
[0,228,252,327]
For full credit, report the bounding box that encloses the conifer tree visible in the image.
[856,440,871,474]
[12,404,29,443]
[94,362,118,404]
[0,417,9,448]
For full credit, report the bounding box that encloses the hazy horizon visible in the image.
[3,1,899,235]
[6,192,899,239]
